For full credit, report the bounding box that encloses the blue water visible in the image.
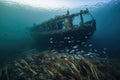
[0,0,120,66]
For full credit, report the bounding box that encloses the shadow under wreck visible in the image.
[30,9,96,50]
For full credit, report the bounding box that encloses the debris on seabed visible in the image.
[0,50,120,80]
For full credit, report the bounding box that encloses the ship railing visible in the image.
[32,9,95,32]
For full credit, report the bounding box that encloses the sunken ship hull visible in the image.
[30,9,96,50]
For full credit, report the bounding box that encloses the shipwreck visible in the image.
[30,9,96,49]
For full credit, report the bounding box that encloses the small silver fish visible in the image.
[76,40,80,43]
[102,51,106,54]
[50,37,53,40]
[94,49,98,52]
[73,45,79,49]
[68,41,71,43]
[76,51,81,54]
[88,44,93,47]
[80,50,84,53]
[86,52,93,56]
[69,50,75,54]
[50,41,53,43]
[103,48,107,50]
[81,42,85,44]
[66,49,69,52]
[85,36,88,39]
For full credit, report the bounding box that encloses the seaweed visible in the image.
[0,50,120,80]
